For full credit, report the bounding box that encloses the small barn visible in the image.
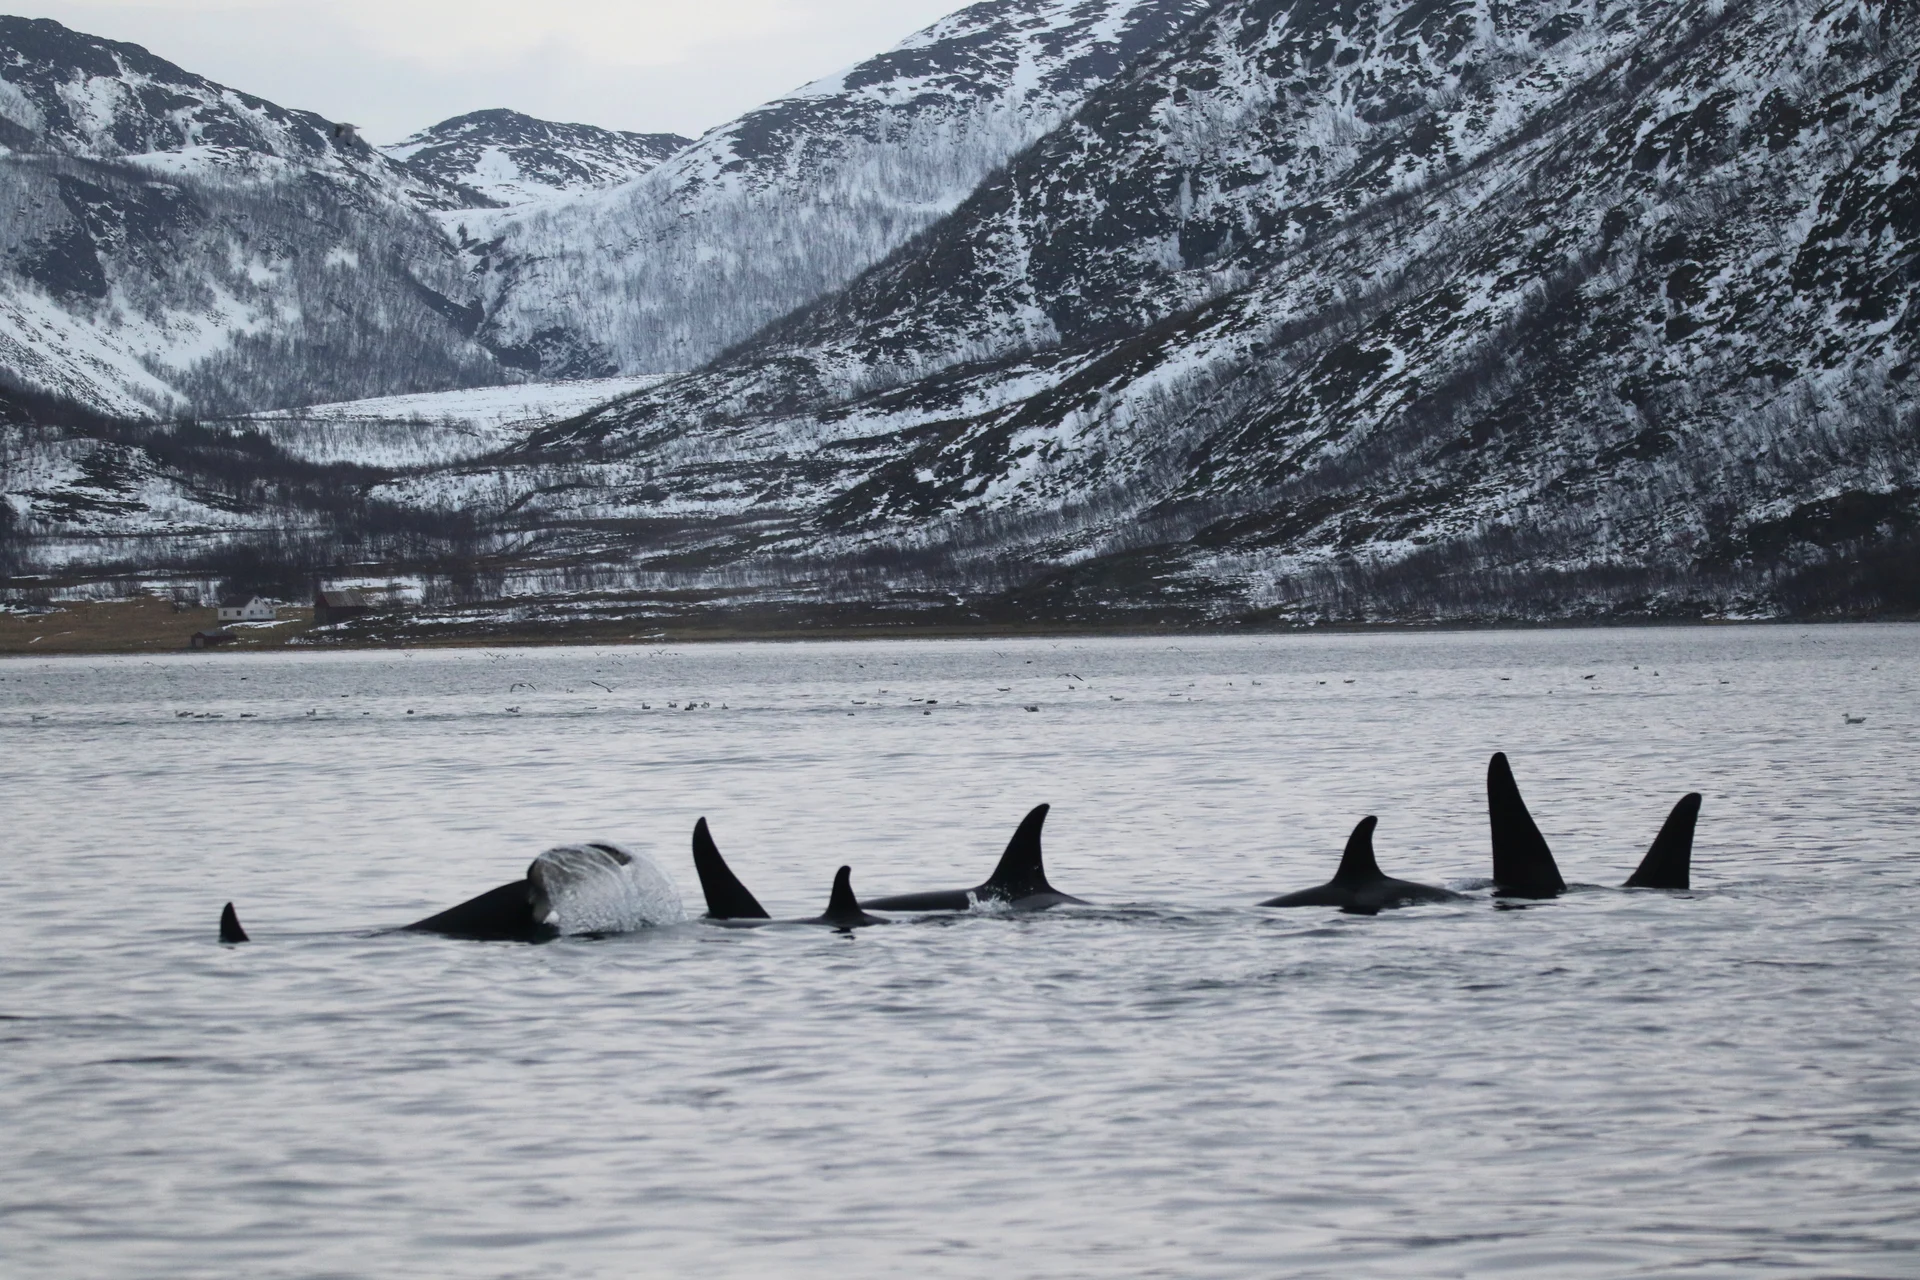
[217,595,277,623]
[314,587,372,626]
[189,630,235,649]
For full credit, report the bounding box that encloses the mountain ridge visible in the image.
[468,0,1918,622]
[384,109,692,206]
[4,0,1917,629]
[0,2,1207,407]
[0,14,507,415]
[460,0,1217,377]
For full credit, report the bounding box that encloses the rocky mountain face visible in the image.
[4,0,1916,627]
[0,2,1202,412]
[0,15,512,416]
[460,0,1215,377]
[384,110,691,206]
[456,0,1915,623]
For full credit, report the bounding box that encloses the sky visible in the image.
[15,0,969,143]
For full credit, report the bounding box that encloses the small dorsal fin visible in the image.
[1625,793,1700,889]
[823,865,866,924]
[219,902,249,944]
[691,818,770,919]
[1488,753,1566,896]
[1331,816,1383,884]
[982,803,1052,899]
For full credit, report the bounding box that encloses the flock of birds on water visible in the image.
[216,752,1703,943]
[4,648,1878,932]
[11,652,1880,729]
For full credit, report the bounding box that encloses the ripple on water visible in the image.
[1,626,1917,1276]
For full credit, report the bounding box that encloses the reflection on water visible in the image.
[2,626,1917,1276]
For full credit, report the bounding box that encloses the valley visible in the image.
[2,0,1915,639]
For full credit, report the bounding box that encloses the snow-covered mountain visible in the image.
[447,0,1919,621]
[384,110,691,206]
[6,0,1917,627]
[0,15,507,416]
[461,0,1214,377]
[0,2,1203,408]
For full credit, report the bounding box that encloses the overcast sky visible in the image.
[16,0,968,143]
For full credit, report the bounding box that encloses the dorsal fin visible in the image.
[219,902,249,944]
[982,804,1052,899]
[1331,816,1383,884]
[1488,753,1566,895]
[1625,793,1700,889]
[691,818,770,919]
[823,866,867,925]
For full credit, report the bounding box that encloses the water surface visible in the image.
[3,626,1916,1277]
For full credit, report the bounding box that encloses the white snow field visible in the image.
[239,377,671,467]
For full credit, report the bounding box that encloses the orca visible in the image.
[1623,792,1702,890]
[691,817,770,919]
[1489,752,1703,895]
[690,818,885,929]
[217,865,559,943]
[216,842,675,943]
[1259,816,1466,913]
[858,803,1087,912]
[399,862,561,941]
[1488,752,1566,897]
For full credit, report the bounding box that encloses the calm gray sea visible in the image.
[3,626,1917,1278]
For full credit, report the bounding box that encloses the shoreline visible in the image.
[1,595,1908,657]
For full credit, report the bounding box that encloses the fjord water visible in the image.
[2,627,1916,1278]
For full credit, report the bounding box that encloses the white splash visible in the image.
[531,843,686,934]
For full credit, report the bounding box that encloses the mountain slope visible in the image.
[384,109,691,206]
[0,15,505,416]
[462,0,1214,377]
[475,0,1917,621]
[7,0,1915,628]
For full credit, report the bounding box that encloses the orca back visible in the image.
[692,818,771,919]
[857,888,975,911]
[1625,793,1701,890]
[1488,752,1566,897]
[404,879,555,941]
[219,902,249,944]
[980,804,1055,900]
[1261,816,1462,910]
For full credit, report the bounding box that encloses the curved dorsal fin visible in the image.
[1625,793,1700,889]
[822,866,868,926]
[219,902,249,944]
[691,818,770,919]
[1488,753,1566,896]
[1331,816,1383,884]
[982,803,1052,899]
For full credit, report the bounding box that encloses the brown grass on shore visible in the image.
[0,597,316,654]
[0,593,1197,655]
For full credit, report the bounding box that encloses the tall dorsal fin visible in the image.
[982,804,1052,899]
[1488,753,1566,896]
[822,865,867,925]
[1331,816,1383,884]
[219,902,249,944]
[691,818,770,919]
[1625,793,1700,889]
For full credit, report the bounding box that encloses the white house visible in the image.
[217,595,277,623]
